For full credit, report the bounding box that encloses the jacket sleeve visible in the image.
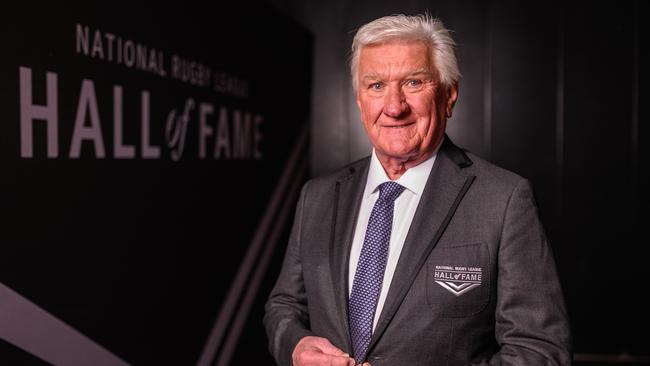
[263,181,315,366]
[478,179,572,365]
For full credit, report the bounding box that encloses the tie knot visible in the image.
[378,181,405,203]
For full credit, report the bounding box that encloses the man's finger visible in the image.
[293,336,356,366]
[313,337,347,356]
[301,351,354,366]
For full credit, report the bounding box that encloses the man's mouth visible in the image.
[383,122,415,128]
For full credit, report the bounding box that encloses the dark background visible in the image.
[1,1,310,365]
[1,0,649,365]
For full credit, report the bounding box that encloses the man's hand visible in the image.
[292,336,363,366]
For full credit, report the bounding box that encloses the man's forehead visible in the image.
[361,68,433,80]
[358,41,434,77]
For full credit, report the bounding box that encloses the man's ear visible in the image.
[356,91,367,125]
[446,83,459,118]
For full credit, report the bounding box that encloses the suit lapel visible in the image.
[369,138,476,351]
[329,160,369,351]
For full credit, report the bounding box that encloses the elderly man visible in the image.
[264,14,571,366]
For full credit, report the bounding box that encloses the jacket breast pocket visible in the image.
[426,242,491,318]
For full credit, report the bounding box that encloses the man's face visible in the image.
[356,41,457,163]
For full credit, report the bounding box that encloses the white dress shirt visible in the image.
[348,147,438,331]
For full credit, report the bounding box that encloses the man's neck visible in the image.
[377,154,429,180]
[375,139,442,180]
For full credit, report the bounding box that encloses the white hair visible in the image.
[350,13,461,92]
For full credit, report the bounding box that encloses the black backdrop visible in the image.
[0,1,311,365]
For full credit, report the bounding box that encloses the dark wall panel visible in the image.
[0,1,312,365]
[490,0,560,222]
[563,0,643,354]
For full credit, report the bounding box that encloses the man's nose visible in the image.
[382,87,409,118]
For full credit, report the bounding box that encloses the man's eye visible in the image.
[370,83,383,91]
[407,79,422,87]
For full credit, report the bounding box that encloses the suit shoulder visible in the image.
[463,151,527,190]
[458,150,538,216]
[305,156,370,189]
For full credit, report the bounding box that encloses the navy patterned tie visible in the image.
[348,181,405,364]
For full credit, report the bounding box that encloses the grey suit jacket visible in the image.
[264,137,572,365]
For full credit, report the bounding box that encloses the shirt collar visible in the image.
[365,143,439,197]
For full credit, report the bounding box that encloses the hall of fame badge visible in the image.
[434,265,483,296]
